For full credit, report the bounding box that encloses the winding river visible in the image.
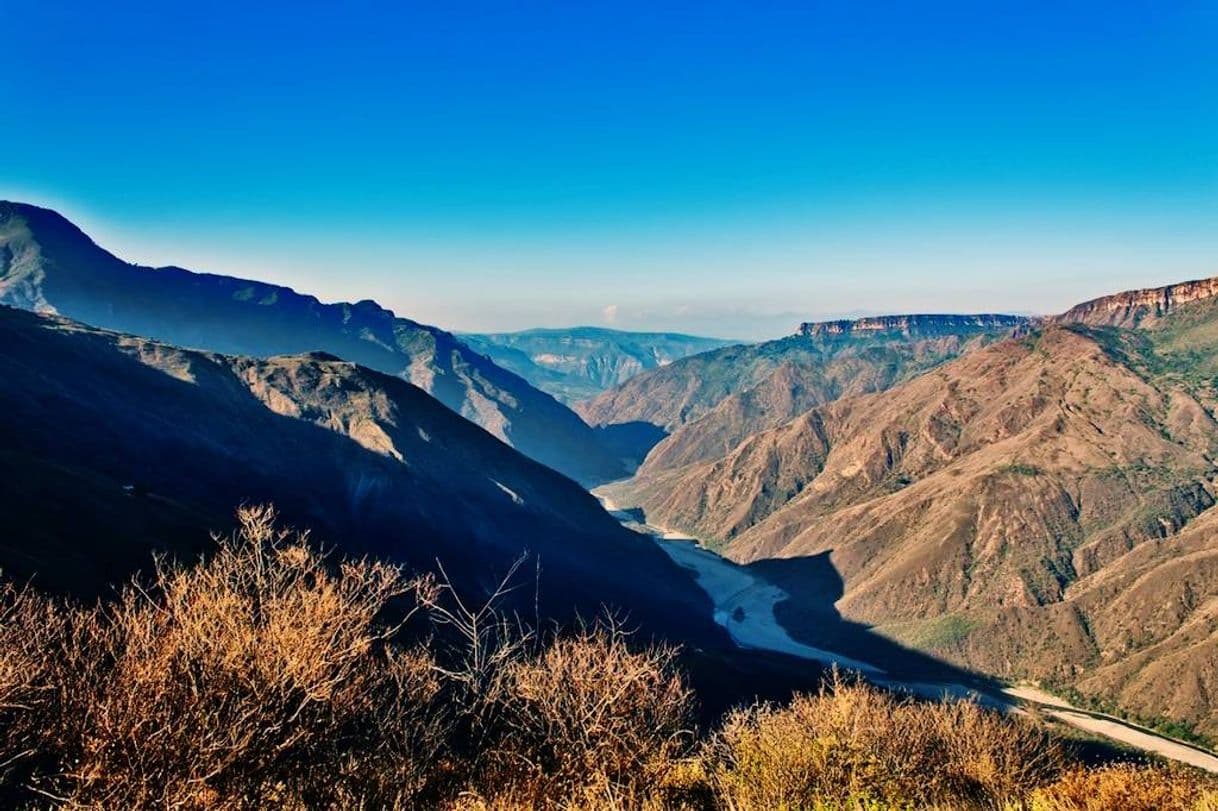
[598,494,1218,773]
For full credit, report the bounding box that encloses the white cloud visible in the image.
[601,303,619,324]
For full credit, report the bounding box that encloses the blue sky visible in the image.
[3,1,1216,338]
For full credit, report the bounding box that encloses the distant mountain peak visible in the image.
[0,200,103,253]
[796,313,1028,339]
[461,327,734,403]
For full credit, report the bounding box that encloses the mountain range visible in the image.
[0,304,721,646]
[460,326,734,403]
[0,202,623,486]
[577,313,1028,468]
[9,198,1218,745]
[599,278,1218,737]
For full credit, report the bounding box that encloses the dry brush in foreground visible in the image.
[0,506,1215,809]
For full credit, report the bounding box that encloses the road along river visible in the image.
[598,494,1218,773]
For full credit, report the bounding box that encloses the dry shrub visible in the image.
[704,672,1062,809]
[6,505,1215,810]
[1029,763,1218,811]
[6,505,448,809]
[928,697,1065,800]
[478,621,694,805]
[0,582,62,792]
[414,560,699,808]
[0,580,109,803]
[0,506,701,809]
[79,505,447,809]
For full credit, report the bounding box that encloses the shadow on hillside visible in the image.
[648,539,1139,764]
[622,506,997,691]
[746,551,992,685]
[0,308,725,656]
[590,421,668,472]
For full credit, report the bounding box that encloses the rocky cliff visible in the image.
[798,313,1028,338]
[1052,276,1218,328]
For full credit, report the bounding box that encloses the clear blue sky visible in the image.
[3,1,1215,338]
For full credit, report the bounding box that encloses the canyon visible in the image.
[596,276,1218,740]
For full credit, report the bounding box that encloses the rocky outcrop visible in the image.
[1052,276,1218,328]
[798,314,1028,339]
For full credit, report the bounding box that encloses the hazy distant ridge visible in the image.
[461,326,734,403]
[798,313,1028,338]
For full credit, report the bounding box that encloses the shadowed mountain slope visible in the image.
[0,306,718,644]
[0,202,623,485]
[461,326,735,403]
[605,278,1218,736]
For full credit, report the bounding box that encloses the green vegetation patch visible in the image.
[1000,462,1043,476]
[877,613,980,651]
[1044,681,1215,750]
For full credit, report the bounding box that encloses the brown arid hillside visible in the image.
[604,278,1218,738]
[577,314,1025,467]
[0,202,624,485]
[0,305,719,645]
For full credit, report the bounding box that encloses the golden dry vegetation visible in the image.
[1,506,1216,809]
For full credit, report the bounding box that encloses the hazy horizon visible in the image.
[4,2,1215,339]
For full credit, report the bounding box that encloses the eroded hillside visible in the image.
[578,314,1027,468]
[604,280,1218,737]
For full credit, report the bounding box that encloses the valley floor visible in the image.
[595,491,1218,774]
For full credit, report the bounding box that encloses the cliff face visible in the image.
[798,314,1028,338]
[1053,276,1218,328]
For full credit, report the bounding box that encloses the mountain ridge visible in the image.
[0,304,720,644]
[576,312,1026,469]
[1051,275,1218,328]
[798,313,1029,338]
[461,326,734,404]
[0,201,623,485]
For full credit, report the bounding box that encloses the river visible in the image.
[598,494,1218,773]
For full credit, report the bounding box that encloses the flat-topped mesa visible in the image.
[1052,276,1218,328]
[797,313,1028,339]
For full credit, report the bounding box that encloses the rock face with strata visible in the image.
[1052,276,1218,328]
[798,313,1028,339]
